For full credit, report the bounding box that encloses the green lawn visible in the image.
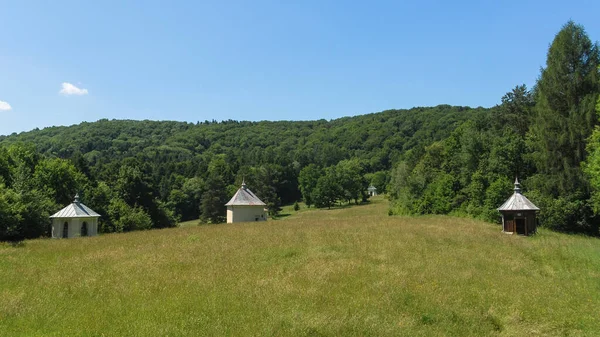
[1,196,600,336]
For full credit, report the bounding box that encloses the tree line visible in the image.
[0,102,479,240]
[389,21,600,235]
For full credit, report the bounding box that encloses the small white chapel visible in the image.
[50,194,101,238]
[368,185,378,196]
[225,181,267,223]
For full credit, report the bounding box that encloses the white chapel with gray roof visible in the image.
[225,181,267,223]
[50,194,101,238]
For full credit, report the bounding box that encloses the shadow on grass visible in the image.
[5,240,26,248]
[323,200,373,210]
[271,213,292,220]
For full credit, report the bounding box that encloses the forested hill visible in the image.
[0,105,484,172]
[0,105,487,240]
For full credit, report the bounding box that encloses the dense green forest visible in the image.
[1,20,599,240]
[390,21,600,235]
[0,104,483,240]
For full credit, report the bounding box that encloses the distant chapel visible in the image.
[50,194,101,238]
[225,181,267,223]
[497,178,539,235]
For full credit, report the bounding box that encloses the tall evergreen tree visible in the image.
[200,157,230,223]
[200,173,227,223]
[252,164,282,216]
[528,21,600,197]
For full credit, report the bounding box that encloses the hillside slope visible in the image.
[1,198,599,336]
[0,105,489,237]
[0,105,486,176]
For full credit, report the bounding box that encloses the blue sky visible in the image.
[0,0,599,136]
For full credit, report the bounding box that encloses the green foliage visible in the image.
[0,184,55,241]
[248,164,284,216]
[180,177,205,219]
[389,112,531,223]
[0,103,482,237]
[524,21,600,233]
[527,21,600,198]
[388,161,414,215]
[583,126,600,213]
[298,164,322,208]
[481,177,513,220]
[0,185,25,241]
[200,170,227,224]
[0,146,67,241]
[107,198,153,232]
[301,160,369,209]
[335,159,367,204]
[167,188,188,220]
[33,158,85,206]
[148,198,178,229]
[116,165,154,208]
[416,172,456,214]
[582,103,600,235]
[493,84,535,137]
[365,170,389,193]
[84,181,113,233]
[313,167,343,209]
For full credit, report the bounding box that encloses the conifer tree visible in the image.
[200,160,228,224]
[200,173,227,224]
[528,21,600,197]
[494,84,535,137]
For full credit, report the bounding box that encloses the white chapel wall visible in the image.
[227,206,267,223]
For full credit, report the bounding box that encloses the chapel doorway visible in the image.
[515,218,525,235]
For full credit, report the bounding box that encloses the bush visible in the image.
[528,191,597,235]
[107,199,153,232]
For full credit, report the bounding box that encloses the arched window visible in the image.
[63,222,69,238]
[81,222,88,237]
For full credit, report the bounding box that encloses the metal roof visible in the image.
[367,185,377,191]
[50,194,101,218]
[497,178,540,211]
[225,182,266,206]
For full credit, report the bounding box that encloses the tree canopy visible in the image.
[0,105,479,240]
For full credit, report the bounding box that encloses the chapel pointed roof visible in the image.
[225,181,266,206]
[50,194,101,218]
[497,178,540,211]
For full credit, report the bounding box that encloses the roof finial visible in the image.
[514,177,521,194]
[74,193,80,203]
[241,178,247,189]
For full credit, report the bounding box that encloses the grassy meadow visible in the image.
[1,196,600,336]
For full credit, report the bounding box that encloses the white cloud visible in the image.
[59,82,89,96]
[0,100,12,111]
